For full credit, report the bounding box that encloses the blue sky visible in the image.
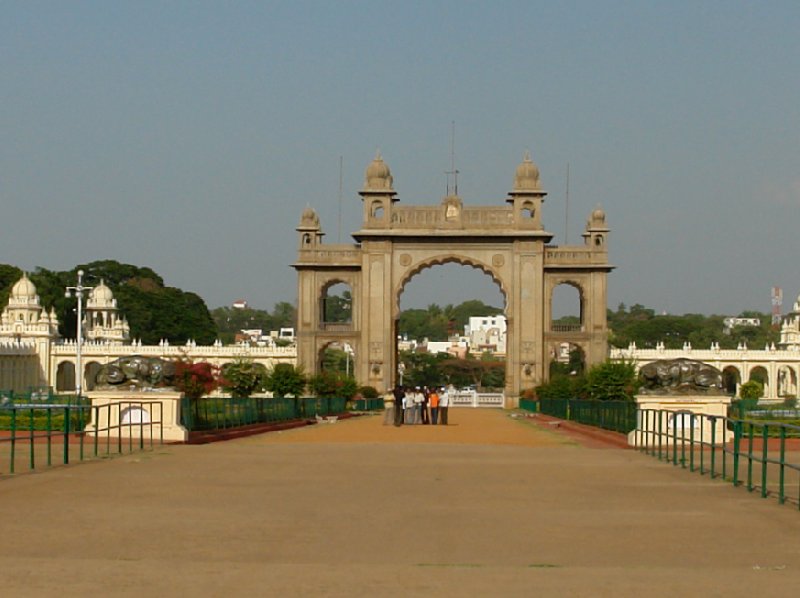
[2,1,799,316]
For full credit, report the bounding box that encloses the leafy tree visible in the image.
[358,385,379,399]
[0,261,218,344]
[535,375,581,400]
[323,290,352,323]
[220,359,268,398]
[739,380,763,401]
[308,371,358,399]
[439,356,505,389]
[583,360,640,401]
[398,299,502,342]
[400,351,450,388]
[0,264,23,308]
[265,363,306,398]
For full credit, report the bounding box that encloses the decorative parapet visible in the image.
[294,246,362,267]
[389,206,514,230]
[0,340,37,355]
[544,246,607,266]
[51,342,298,359]
[610,346,800,363]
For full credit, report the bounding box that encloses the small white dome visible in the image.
[11,273,37,300]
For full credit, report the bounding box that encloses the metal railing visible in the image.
[350,398,385,411]
[520,399,800,509]
[180,396,348,432]
[0,399,164,476]
[521,398,638,433]
[633,410,800,509]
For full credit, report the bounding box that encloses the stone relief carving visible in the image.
[94,356,176,390]
[638,359,723,395]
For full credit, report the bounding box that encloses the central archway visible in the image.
[293,152,613,405]
[396,260,507,392]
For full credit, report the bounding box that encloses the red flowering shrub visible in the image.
[172,360,220,399]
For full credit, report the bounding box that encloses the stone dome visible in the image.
[364,152,393,190]
[88,279,115,307]
[513,151,540,191]
[299,207,320,228]
[11,273,37,300]
[590,205,606,224]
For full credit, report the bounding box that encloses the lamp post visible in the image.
[398,362,405,387]
[65,270,92,398]
[344,343,354,377]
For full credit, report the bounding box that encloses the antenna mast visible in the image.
[337,155,343,243]
[445,121,459,196]
[564,162,570,244]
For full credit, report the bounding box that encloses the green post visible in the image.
[10,408,17,474]
[63,404,71,465]
[760,424,768,499]
[732,420,741,487]
[709,416,716,479]
[779,426,786,505]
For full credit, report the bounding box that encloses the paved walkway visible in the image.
[1,410,798,597]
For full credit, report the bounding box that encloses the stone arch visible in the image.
[548,280,584,332]
[721,365,741,396]
[56,361,76,392]
[748,365,770,397]
[370,200,385,220]
[318,279,354,328]
[317,340,357,376]
[84,361,102,391]
[777,365,797,398]
[548,341,586,378]
[293,154,612,403]
[394,254,508,315]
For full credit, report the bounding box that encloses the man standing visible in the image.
[383,388,395,425]
[439,385,451,425]
[429,388,440,425]
[392,385,405,426]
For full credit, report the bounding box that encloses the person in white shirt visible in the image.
[439,385,452,425]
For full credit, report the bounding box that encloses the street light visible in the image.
[343,343,354,377]
[398,362,405,386]
[65,270,93,398]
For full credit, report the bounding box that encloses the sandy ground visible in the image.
[1,409,799,597]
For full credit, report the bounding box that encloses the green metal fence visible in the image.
[524,398,637,433]
[180,396,349,432]
[351,398,385,411]
[518,398,539,413]
[634,409,800,509]
[0,400,164,476]
[519,398,800,509]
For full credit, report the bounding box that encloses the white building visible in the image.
[464,315,507,356]
[0,274,296,394]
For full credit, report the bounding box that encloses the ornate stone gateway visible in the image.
[293,152,613,406]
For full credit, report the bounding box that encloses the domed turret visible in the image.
[590,205,606,225]
[88,279,116,309]
[11,273,38,301]
[363,152,394,191]
[299,207,320,229]
[513,151,540,191]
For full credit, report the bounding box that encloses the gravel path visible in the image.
[1,409,798,597]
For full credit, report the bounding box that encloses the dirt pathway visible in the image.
[1,409,798,597]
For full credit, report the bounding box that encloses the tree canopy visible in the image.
[398,300,503,342]
[607,303,778,350]
[0,260,217,344]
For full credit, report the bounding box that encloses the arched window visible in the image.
[550,283,583,332]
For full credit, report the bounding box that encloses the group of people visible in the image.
[384,384,452,426]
